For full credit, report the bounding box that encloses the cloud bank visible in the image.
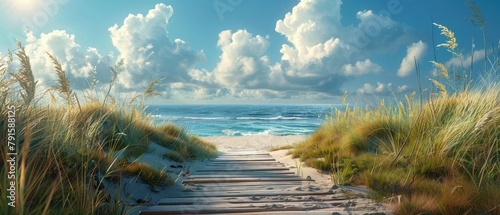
[21,0,420,102]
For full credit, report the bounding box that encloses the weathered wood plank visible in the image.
[182,177,313,185]
[214,155,273,157]
[157,196,351,205]
[139,202,337,215]
[196,167,290,172]
[193,172,296,176]
[209,158,277,162]
[206,163,281,167]
[186,174,299,179]
[184,185,318,192]
[184,181,311,188]
[159,190,335,198]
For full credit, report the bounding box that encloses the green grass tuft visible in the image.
[125,163,173,186]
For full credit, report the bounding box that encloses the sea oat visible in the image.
[433,23,459,57]
[145,78,164,97]
[342,91,348,104]
[430,61,449,79]
[47,52,73,105]
[429,78,448,97]
[10,40,37,104]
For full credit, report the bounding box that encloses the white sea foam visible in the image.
[236,116,307,120]
[185,117,231,120]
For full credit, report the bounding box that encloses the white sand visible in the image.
[201,135,307,151]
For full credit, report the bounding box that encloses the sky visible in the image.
[0,0,499,104]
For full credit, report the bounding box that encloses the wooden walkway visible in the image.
[139,150,388,214]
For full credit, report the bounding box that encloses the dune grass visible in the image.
[0,42,217,214]
[290,23,500,214]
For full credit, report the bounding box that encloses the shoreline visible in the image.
[201,135,308,151]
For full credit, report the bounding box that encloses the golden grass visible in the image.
[290,22,500,214]
[268,145,294,151]
[292,86,500,213]
[0,42,217,214]
[124,163,173,186]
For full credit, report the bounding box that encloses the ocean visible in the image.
[146,104,336,137]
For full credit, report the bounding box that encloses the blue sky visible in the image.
[0,0,499,104]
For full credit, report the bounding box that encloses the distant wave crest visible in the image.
[221,128,313,136]
[221,129,278,136]
[236,116,306,120]
[185,117,231,120]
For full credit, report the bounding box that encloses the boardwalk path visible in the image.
[139,150,389,214]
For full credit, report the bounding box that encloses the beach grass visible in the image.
[289,23,500,214]
[0,42,217,214]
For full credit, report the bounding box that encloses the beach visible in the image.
[201,135,307,151]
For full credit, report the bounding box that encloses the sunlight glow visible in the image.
[11,0,39,13]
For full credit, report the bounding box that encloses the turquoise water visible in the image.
[146,104,336,136]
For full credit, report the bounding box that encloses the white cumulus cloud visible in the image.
[213,29,272,88]
[342,59,382,77]
[192,29,291,99]
[397,40,427,77]
[274,0,409,94]
[23,30,108,90]
[444,49,486,71]
[108,3,205,90]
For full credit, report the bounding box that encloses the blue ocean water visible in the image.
[146,104,335,137]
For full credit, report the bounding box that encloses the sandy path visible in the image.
[201,135,307,151]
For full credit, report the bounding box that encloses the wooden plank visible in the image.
[216,157,274,160]
[208,162,284,165]
[206,163,281,167]
[194,171,296,176]
[209,158,276,162]
[207,162,285,165]
[218,154,272,157]
[190,211,347,215]
[183,177,312,184]
[184,185,316,192]
[157,196,351,205]
[154,199,338,208]
[184,181,310,188]
[139,201,336,215]
[221,151,266,154]
[212,160,277,162]
[205,165,286,168]
[141,202,344,214]
[186,174,299,179]
[204,165,286,169]
[159,190,335,198]
[196,167,290,172]
[219,153,271,155]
